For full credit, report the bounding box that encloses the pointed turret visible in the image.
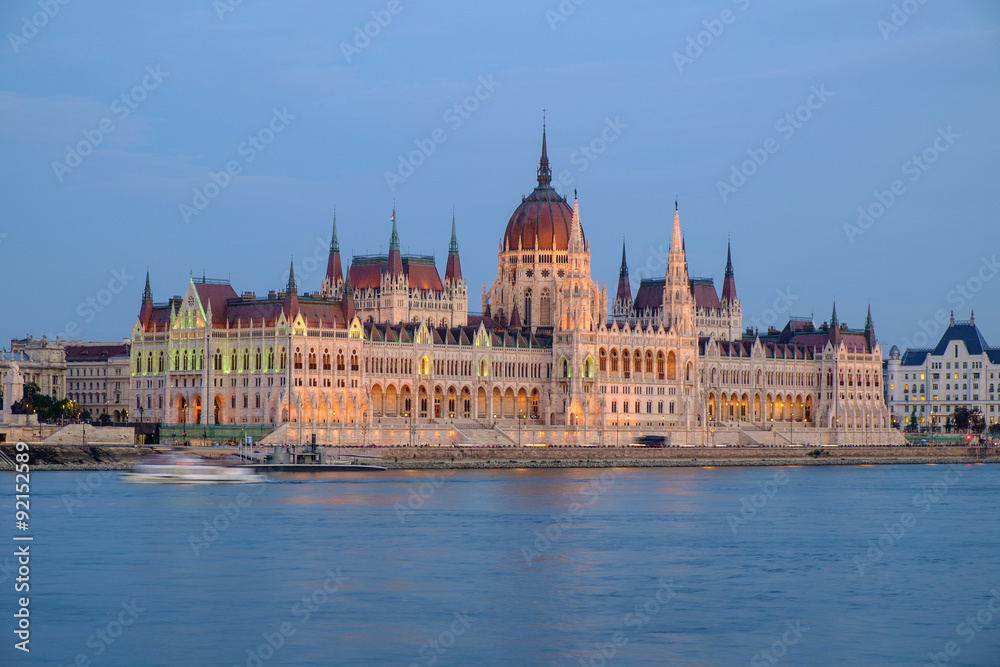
[721,240,738,303]
[829,301,842,344]
[341,273,355,323]
[387,208,404,278]
[537,115,551,187]
[444,211,462,285]
[864,303,876,351]
[668,201,688,283]
[325,213,343,289]
[615,240,632,308]
[663,201,695,335]
[138,270,154,330]
[970,309,975,326]
[509,302,522,328]
[568,190,584,252]
[283,260,299,320]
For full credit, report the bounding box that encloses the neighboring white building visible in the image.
[2,337,67,404]
[885,312,1000,431]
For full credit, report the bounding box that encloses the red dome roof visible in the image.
[502,126,583,252]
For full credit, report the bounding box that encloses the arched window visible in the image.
[146,352,153,373]
[336,350,345,371]
[610,349,619,373]
[214,350,223,371]
[657,352,665,379]
[158,351,164,373]
[183,350,189,371]
[562,358,570,378]
[279,347,286,370]
[308,349,317,370]
[267,347,274,370]
[230,349,237,371]
[686,361,693,382]
[539,290,551,327]
[667,351,677,380]
[323,350,331,371]
[622,350,631,377]
[599,348,607,372]
[351,351,359,372]
[243,348,250,371]
[524,289,532,328]
[645,350,653,374]
[294,348,303,370]
[255,348,262,370]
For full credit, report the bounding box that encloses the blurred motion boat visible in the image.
[123,452,266,484]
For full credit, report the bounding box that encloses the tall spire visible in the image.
[615,239,632,311]
[864,303,876,352]
[138,269,154,330]
[283,260,300,320]
[389,206,400,251]
[286,259,297,294]
[864,304,873,332]
[448,210,459,255]
[142,269,152,302]
[668,201,687,281]
[568,189,584,251]
[830,301,838,329]
[537,112,552,187]
[445,210,463,285]
[387,207,404,278]
[721,240,737,303]
[325,213,343,289]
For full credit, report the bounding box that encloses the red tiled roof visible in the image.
[195,283,239,326]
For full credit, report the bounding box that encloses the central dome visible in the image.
[502,127,582,252]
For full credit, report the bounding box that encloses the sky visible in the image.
[0,0,998,354]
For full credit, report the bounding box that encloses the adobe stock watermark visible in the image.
[545,0,587,31]
[899,255,998,351]
[179,107,295,224]
[384,75,501,192]
[578,578,677,667]
[725,469,789,534]
[49,267,136,341]
[213,0,245,22]
[51,65,169,183]
[7,0,72,54]
[853,464,968,576]
[672,0,752,72]
[406,610,477,667]
[924,588,1000,667]
[394,473,448,524]
[878,0,932,40]
[750,620,809,667]
[58,599,145,667]
[340,0,409,63]
[744,288,799,335]
[717,84,834,202]
[521,469,617,564]
[551,117,628,193]
[272,233,333,290]
[844,127,959,244]
[235,568,348,667]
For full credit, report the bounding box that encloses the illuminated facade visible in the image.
[129,127,898,445]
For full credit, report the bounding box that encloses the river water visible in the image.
[1,464,998,666]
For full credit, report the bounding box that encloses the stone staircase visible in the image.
[452,420,518,447]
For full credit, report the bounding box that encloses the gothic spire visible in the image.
[721,240,737,303]
[142,269,152,301]
[865,304,873,332]
[325,212,343,289]
[537,114,552,187]
[619,239,629,278]
[286,259,297,294]
[448,210,459,256]
[387,207,404,278]
[615,239,632,309]
[445,210,463,285]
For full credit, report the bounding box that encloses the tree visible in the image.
[970,409,986,434]
[908,408,918,432]
[989,423,1000,437]
[952,407,973,432]
[944,416,953,434]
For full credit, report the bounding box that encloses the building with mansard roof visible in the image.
[885,312,1000,432]
[127,125,900,446]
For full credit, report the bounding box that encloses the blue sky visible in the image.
[1,0,997,352]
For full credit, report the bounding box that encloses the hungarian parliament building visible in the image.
[129,128,897,446]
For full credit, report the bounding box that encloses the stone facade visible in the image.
[127,127,898,446]
[885,312,1000,431]
[65,342,132,422]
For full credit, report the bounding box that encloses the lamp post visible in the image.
[710,427,715,448]
[518,413,524,447]
[770,417,775,447]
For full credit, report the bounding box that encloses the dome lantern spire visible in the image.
[537,111,551,187]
